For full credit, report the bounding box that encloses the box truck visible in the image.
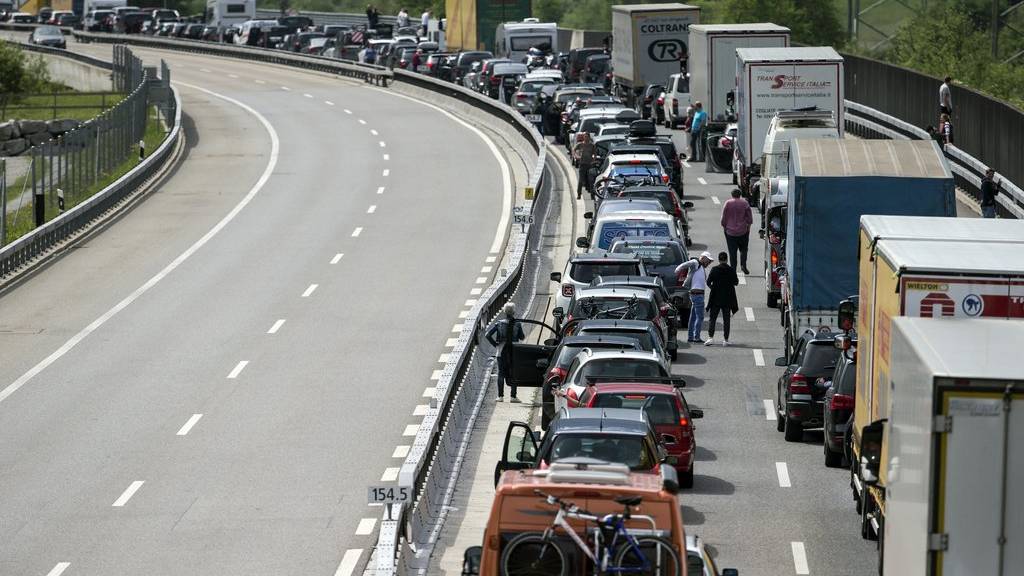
[848,216,1024,548]
[611,3,700,108]
[780,140,955,359]
[688,23,789,122]
[734,46,843,195]
[445,0,531,52]
[494,19,557,63]
[857,317,1024,575]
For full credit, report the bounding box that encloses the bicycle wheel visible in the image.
[500,532,569,576]
[612,536,682,576]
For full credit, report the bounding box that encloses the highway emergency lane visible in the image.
[0,43,509,575]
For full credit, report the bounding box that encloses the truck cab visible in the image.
[755,110,838,211]
[494,19,557,64]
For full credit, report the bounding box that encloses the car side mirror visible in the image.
[550,271,562,283]
[552,307,565,320]
[759,229,766,239]
[575,237,590,249]
[462,546,482,576]
[544,338,559,347]
[774,357,788,367]
[678,153,686,160]
[660,434,677,445]
[535,358,549,369]
[583,211,593,219]
[837,298,857,333]
[682,201,694,209]
[690,409,703,419]
[860,419,886,487]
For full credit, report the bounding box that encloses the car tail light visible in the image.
[672,101,678,112]
[830,393,855,411]
[659,304,671,317]
[547,368,567,384]
[561,283,574,298]
[657,95,664,105]
[719,137,732,149]
[566,387,579,403]
[788,374,811,395]
[516,93,527,100]
[661,174,670,184]
[771,249,779,267]
[491,75,500,85]
[644,96,652,103]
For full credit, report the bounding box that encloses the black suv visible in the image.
[774,329,841,442]
[823,337,856,467]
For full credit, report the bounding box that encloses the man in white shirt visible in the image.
[420,9,431,36]
[396,8,409,28]
[675,251,714,343]
[939,76,952,115]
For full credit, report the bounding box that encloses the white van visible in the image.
[206,0,254,28]
[662,72,691,128]
[582,210,682,251]
[755,110,839,213]
[494,19,557,63]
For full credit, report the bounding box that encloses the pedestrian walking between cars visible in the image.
[689,102,707,162]
[721,188,753,274]
[576,133,596,200]
[485,304,525,402]
[705,252,739,346]
[676,252,714,344]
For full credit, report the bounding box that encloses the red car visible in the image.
[576,379,702,488]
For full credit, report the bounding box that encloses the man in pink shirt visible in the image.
[721,188,753,274]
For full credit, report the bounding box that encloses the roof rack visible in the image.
[533,459,632,485]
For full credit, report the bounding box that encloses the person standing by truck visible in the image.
[689,101,707,162]
[721,188,753,274]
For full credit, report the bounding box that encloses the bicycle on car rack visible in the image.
[500,489,682,576]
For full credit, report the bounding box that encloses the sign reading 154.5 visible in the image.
[367,485,412,505]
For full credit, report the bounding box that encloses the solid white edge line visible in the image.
[776,462,792,487]
[764,399,777,421]
[791,542,809,575]
[367,86,512,255]
[753,349,766,367]
[744,306,755,322]
[355,517,377,535]
[325,100,335,106]
[334,549,364,576]
[301,284,318,297]
[0,81,279,407]
[176,413,203,436]
[46,563,71,576]
[112,480,145,507]
[227,360,249,379]
[331,253,344,264]
[352,227,363,237]
[267,319,286,334]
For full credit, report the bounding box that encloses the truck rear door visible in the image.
[936,388,1024,575]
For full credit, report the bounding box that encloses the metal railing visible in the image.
[1,46,182,277]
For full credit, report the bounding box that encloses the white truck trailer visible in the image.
[862,317,1024,576]
[205,0,254,28]
[611,3,700,108]
[688,23,789,122]
[734,46,843,194]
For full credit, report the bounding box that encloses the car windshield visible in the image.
[611,165,663,178]
[594,393,679,425]
[612,242,684,266]
[569,262,641,283]
[800,341,841,373]
[518,81,550,93]
[558,92,591,103]
[549,434,652,470]
[37,25,61,35]
[571,296,655,320]
[581,358,666,384]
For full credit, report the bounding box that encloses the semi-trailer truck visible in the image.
[611,3,700,108]
[780,140,955,360]
[858,317,1024,575]
[849,216,1024,549]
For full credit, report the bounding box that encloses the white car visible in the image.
[593,153,668,192]
[755,110,839,210]
[663,72,691,128]
[554,348,671,413]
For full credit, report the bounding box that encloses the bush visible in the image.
[0,42,53,117]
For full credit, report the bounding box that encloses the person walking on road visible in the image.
[981,168,1001,218]
[689,101,707,162]
[396,7,409,28]
[676,251,714,344]
[705,252,739,346]
[576,132,596,200]
[485,303,525,402]
[721,188,753,274]
[939,76,953,115]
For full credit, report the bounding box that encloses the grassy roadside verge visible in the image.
[2,92,126,122]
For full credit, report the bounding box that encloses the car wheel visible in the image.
[669,348,678,362]
[776,397,786,432]
[784,412,803,442]
[732,172,737,185]
[767,291,779,309]
[824,441,843,468]
[679,466,694,489]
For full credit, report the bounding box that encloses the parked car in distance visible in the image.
[640,83,664,120]
[567,46,605,81]
[84,9,113,31]
[823,335,856,467]
[453,50,493,84]
[29,25,65,48]
[489,62,529,99]
[774,328,842,442]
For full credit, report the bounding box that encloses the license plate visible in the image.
[416,65,429,72]
[525,114,542,123]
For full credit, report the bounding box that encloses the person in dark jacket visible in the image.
[980,168,1000,218]
[705,251,739,346]
[485,303,526,402]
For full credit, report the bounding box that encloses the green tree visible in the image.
[0,42,51,118]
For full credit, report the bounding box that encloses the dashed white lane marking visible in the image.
[481,266,493,273]
[176,414,203,436]
[355,518,377,535]
[303,93,313,98]
[697,177,707,185]
[458,310,470,319]
[711,196,721,205]
[0,81,280,407]
[331,253,344,264]
[377,186,385,194]
[301,284,319,298]
[445,338,459,347]
[46,563,70,576]
[112,480,145,507]
[403,424,420,436]
[281,86,290,91]
[383,153,389,160]
[381,467,400,481]
[452,324,464,332]
[791,542,809,575]
[738,272,747,285]
[382,169,390,177]
[438,353,450,363]
[431,369,443,380]
[470,288,482,296]
[423,387,436,397]
[744,307,755,322]
[227,360,249,379]
[465,299,477,306]
[392,445,410,458]
[334,548,363,576]
[682,160,691,168]
[486,256,497,263]
[753,349,766,367]
[255,79,266,84]
[776,462,792,487]
[413,404,429,416]
[268,319,286,334]
[367,205,377,214]
[200,68,211,73]
[358,119,367,125]
[764,399,777,421]
[379,141,386,148]
[351,227,363,237]
[370,129,378,136]
[475,277,488,284]
[343,108,352,114]
[228,73,238,78]
[325,100,335,106]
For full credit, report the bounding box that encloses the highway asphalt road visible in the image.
[0,40,515,575]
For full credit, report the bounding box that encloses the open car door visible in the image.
[509,318,559,388]
[493,421,539,486]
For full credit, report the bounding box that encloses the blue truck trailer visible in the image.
[780,139,955,358]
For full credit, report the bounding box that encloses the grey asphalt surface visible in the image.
[0,39,512,575]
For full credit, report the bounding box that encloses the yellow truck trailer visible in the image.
[851,215,1024,549]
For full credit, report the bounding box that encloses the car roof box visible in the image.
[629,119,657,138]
[536,459,632,485]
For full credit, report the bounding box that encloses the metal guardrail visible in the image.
[845,99,1024,219]
[0,47,182,277]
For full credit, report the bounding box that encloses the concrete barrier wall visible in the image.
[37,51,112,92]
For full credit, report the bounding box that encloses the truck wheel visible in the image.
[861,493,879,541]
[851,460,863,514]
[680,468,694,489]
[824,442,843,468]
[784,414,803,442]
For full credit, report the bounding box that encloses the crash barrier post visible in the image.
[0,46,182,277]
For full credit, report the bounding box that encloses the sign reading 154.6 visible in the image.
[367,485,412,505]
